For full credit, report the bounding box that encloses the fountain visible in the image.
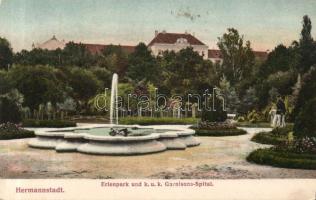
[110,73,119,125]
[28,74,200,155]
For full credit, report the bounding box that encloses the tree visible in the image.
[161,47,216,96]
[300,15,313,45]
[239,87,258,114]
[217,28,255,84]
[68,67,101,111]
[0,37,13,70]
[98,45,128,76]
[219,76,240,113]
[127,43,159,83]
[62,42,95,67]
[292,66,316,121]
[8,65,65,111]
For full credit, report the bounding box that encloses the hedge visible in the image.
[251,132,287,145]
[194,128,247,136]
[0,123,35,140]
[22,119,76,128]
[247,148,316,169]
[119,117,198,125]
[251,125,294,145]
[235,122,272,128]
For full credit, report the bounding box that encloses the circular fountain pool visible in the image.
[28,125,200,155]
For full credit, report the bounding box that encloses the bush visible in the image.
[201,109,227,122]
[251,132,287,145]
[251,125,294,145]
[293,98,316,138]
[271,124,294,135]
[22,119,76,128]
[119,117,198,125]
[0,122,34,140]
[236,122,271,128]
[194,121,236,130]
[247,148,316,169]
[0,96,22,123]
[194,128,247,136]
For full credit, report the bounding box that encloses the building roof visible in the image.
[35,35,66,50]
[208,49,268,60]
[208,49,222,59]
[83,43,136,54]
[148,32,206,46]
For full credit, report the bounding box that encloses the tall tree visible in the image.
[217,28,255,84]
[0,37,13,70]
[127,43,159,83]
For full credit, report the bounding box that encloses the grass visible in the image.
[119,117,199,125]
[247,148,316,169]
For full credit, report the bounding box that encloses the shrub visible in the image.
[247,148,316,169]
[0,96,22,123]
[236,122,271,128]
[194,128,247,137]
[0,122,34,140]
[22,119,76,128]
[201,109,227,122]
[251,132,287,145]
[119,117,198,125]
[271,124,294,135]
[293,98,316,138]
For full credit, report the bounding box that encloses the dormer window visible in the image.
[176,38,188,44]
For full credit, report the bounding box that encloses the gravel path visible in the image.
[0,126,315,179]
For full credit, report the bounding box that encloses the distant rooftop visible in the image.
[34,35,66,50]
[148,31,206,46]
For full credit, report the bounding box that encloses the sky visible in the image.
[0,0,316,52]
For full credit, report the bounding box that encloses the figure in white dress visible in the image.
[272,96,286,128]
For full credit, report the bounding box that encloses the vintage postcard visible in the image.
[0,0,316,199]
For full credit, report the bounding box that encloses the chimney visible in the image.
[155,30,159,37]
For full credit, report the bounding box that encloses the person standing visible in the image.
[276,96,286,127]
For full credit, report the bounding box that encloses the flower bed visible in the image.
[191,121,247,136]
[247,147,316,169]
[0,122,35,140]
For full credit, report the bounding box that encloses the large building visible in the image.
[33,35,66,50]
[33,32,268,62]
[148,31,209,59]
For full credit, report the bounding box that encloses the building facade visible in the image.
[33,33,268,62]
[148,31,209,59]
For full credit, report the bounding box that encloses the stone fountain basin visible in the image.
[28,125,200,155]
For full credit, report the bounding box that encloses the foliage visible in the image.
[0,37,13,70]
[247,148,316,169]
[195,121,236,130]
[235,122,271,128]
[194,128,246,137]
[217,28,255,84]
[119,117,198,125]
[68,67,102,106]
[0,89,24,123]
[0,122,35,140]
[22,119,76,128]
[251,132,288,145]
[127,43,159,83]
[8,65,65,110]
[219,76,240,113]
[294,97,316,138]
[239,87,258,114]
